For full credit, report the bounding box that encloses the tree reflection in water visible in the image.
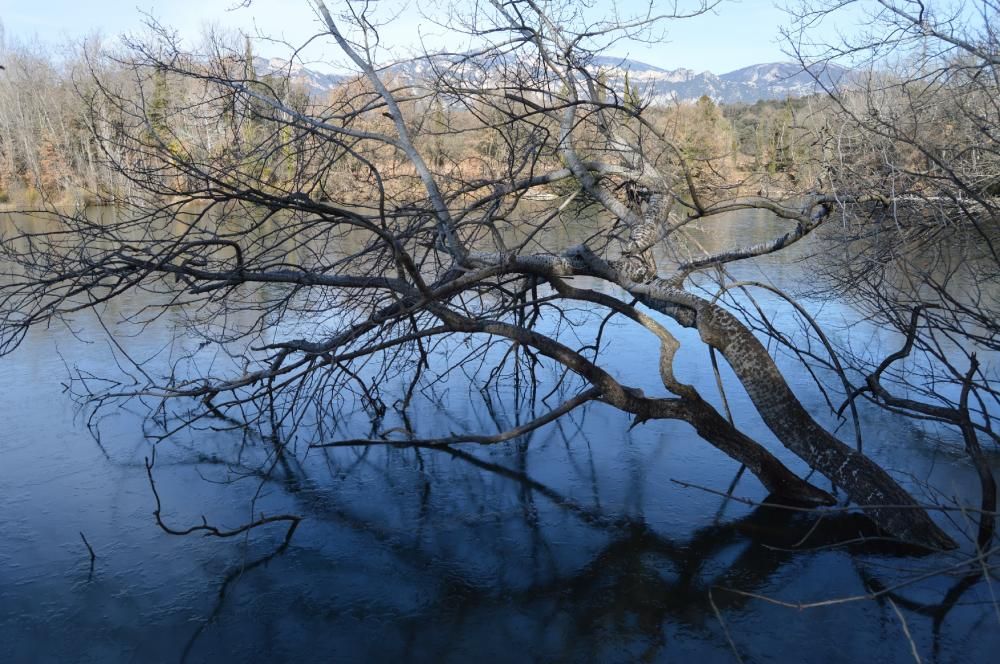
[162,399,991,663]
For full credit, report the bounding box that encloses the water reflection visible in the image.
[161,431,978,663]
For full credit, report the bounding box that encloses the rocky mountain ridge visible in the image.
[255,55,846,105]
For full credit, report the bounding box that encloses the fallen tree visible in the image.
[0,0,966,549]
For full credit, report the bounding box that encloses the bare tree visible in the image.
[0,0,966,549]
[782,0,999,549]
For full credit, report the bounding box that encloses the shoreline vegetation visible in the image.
[0,37,834,211]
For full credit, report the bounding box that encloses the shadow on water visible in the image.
[174,432,961,664]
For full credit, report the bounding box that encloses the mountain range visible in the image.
[255,56,846,106]
[590,57,846,104]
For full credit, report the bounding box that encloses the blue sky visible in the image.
[2,0,820,74]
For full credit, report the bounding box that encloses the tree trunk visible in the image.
[638,282,956,550]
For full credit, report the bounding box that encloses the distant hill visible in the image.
[592,57,847,104]
[253,57,345,96]
[255,55,847,105]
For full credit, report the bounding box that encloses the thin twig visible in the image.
[145,448,301,546]
[79,531,96,563]
[887,597,922,664]
[708,587,745,663]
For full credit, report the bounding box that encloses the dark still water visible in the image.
[0,208,997,663]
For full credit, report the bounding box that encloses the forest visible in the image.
[0,32,834,208]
